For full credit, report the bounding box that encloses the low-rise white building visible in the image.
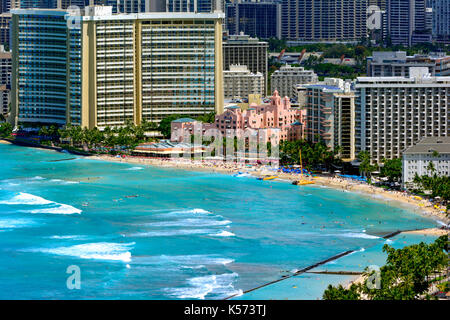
[223,65,264,100]
[402,136,450,189]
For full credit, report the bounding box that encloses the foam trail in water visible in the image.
[132,254,234,266]
[126,167,144,171]
[340,232,380,240]
[27,204,82,215]
[30,176,45,181]
[180,208,212,215]
[436,220,449,227]
[146,218,231,227]
[167,273,239,299]
[348,247,365,256]
[130,229,215,237]
[49,179,79,185]
[47,235,88,240]
[0,218,37,229]
[209,230,235,237]
[26,242,135,262]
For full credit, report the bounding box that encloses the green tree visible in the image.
[358,151,377,177]
[195,112,216,123]
[426,161,436,175]
[0,122,12,138]
[380,158,402,182]
[413,175,450,202]
[323,284,361,300]
[323,235,449,300]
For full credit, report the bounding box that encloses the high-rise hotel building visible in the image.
[432,0,450,44]
[300,78,356,161]
[281,0,368,42]
[10,7,224,129]
[355,68,449,164]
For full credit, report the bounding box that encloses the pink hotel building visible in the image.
[171,91,306,145]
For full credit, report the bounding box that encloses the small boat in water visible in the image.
[262,175,278,181]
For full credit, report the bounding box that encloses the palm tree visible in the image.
[426,161,436,175]
[431,150,440,158]
[358,151,376,178]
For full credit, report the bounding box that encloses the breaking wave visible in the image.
[209,230,235,237]
[0,192,82,215]
[26,242,135,262]
[146,218,231,228]
[166,273,240,299]
[0,192,53,205]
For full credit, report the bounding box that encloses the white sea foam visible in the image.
[209,230,235,237]
[167,273,239,300]
[348,247,365,256]
[130,229,214,237]
[27,204,82,215]
[126,167,144,171]
[0,192,53,205]
[47,235,88,240]
[49,179,79,185]
[132,254,234,266]
[158,208,214,218]
[190,209,212,214]
[146,218,231,227]
[341,232,380,240]
[0,218,37,229]
[30,176,45,181]
[0,192,82,215]
[436,220,449,227]
[27,242,135,262]
[181,265,206,270]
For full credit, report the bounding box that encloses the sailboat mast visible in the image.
[299,149,303,179]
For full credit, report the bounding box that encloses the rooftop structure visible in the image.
[133,140,206,158]
[367,51,450,77]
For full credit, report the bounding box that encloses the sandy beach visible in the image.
[88,154,450,226]
[402,228,449,236]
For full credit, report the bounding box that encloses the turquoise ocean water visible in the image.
[0,144,442,299]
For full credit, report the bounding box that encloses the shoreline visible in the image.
[87,154,450,226]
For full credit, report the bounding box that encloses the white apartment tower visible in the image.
[271,65,318,99]
[223,65,264,100]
